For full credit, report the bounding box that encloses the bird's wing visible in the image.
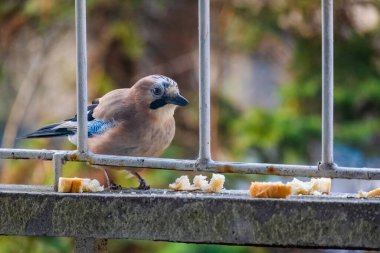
[21,122,75,139]
[22,98,116,139]
[65,98,99,122]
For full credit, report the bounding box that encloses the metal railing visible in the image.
[320,0,336,170]
[1,0,380,251]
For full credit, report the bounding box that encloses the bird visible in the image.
[23,74,189,190]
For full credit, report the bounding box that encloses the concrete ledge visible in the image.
[0,184,379,250]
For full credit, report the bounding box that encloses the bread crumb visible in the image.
[206,174,225,192]
[310,178,331,193]
[193,175,208,190]
[82,179,104,192]
[358,191,368,198]
[169,175,195,191]
[287,178,331,195]
[169,174,225,192]
[287,178,311,195]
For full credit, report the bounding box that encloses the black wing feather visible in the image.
[22,99,99,139]
[65,99,99,122]
[21,123,75,139]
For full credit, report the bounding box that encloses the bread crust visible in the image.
[58,177,74,193]
[249,182,292,198]
[71,178,84,193]
[367,188,380,197]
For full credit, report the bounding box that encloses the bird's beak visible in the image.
[166,94,189,106]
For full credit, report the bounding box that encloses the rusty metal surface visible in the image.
[1,148,380,180]
[0,185,379,250]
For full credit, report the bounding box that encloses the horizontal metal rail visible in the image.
[1,148,380,180]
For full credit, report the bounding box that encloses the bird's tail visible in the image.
[21,122,75,139]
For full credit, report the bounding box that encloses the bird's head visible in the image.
[133,75,189,111]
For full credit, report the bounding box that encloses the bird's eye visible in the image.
[152,87,163,96]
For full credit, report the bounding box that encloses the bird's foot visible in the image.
[133,172,150,190]
[137,181,150,190]
[109,182,122,190]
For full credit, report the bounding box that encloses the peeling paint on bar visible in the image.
[1,148,380,180]
[0,149,57,160]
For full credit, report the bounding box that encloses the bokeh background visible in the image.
[1,0,380,252]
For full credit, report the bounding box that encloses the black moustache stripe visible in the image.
[150,98,167,109]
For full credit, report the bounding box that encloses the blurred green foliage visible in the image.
[111,22,143,60]
[0,236,70,253]
[228,1,380,163]
[109,240,267,253]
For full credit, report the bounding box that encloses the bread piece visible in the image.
[310,178,331,193]
[169,175,195,191]
[169,174,225,192]
[193,175,208,190]
[368,188,380,197]
[83,179,104,192]
[359,188,380,198]
[249,182,292,198]
[58,177,74,193]
[71,178,84,193]
[287,178,331,195]
[287,178,311,195]
[58,177,104,193]
[205,174,225,192]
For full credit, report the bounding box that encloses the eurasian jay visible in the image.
[23,75,189,190]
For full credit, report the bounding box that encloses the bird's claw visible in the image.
[109,183,122,190]
[133,172,150,190]
[137,182,150,190]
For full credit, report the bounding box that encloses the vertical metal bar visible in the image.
[321,0,335,168]
[52,152,65,192]
[75,0,88,153]
[198,0,211,163]
[75,238,108,253]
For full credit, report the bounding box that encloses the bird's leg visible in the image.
[133,172,150,190]
[104,168,122,190]
[103,169,111,187]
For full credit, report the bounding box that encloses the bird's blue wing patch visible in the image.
[88,120,115,137]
